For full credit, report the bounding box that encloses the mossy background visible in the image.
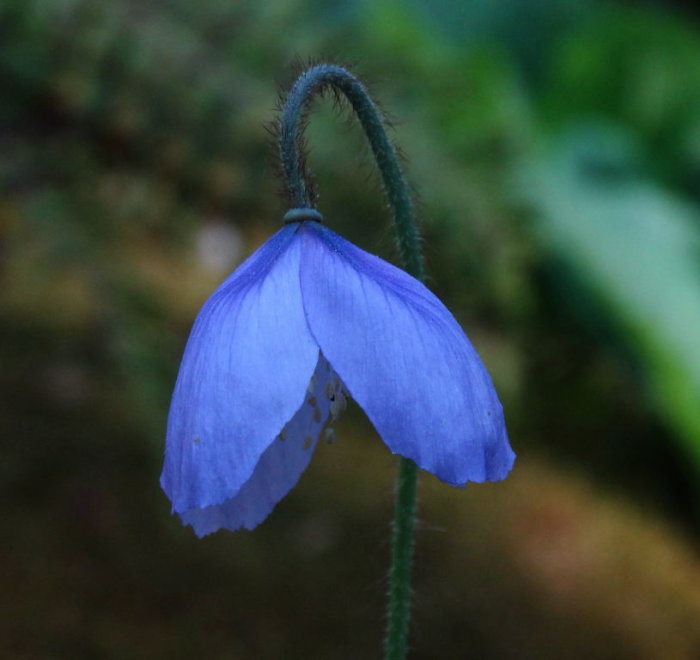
[2,1,700,658]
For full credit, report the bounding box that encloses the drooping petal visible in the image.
[161,225,319,513]
[299,222,515,486]
[178,353,337,536]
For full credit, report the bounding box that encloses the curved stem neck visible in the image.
[279,64,424,281]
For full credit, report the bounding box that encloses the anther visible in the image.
[330,399,341,420]
[313,407,322,423]
[325,428,335,444]
[303,435,313,450]
[278,428,287,442]
[324,381,335,399]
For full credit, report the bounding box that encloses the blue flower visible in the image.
[161,220,515,536]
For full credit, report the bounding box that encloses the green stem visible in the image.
[279,64,425,280]
[279,64,424,659]
[385,457,418,659]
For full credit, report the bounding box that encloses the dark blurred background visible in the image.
[2,0,700,658]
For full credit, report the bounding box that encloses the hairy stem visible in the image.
[279,64,425,660]
[279,64,424,280]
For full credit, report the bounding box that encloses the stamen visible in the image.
[307,376,316,395]
[324,381,335,400]
[330,398,342,420]
[336,391,347,413]
[313,407,321,423]
[325,428,335,444]
[307,396,317,407]
[303,435,312,450]
[278,428,287,442]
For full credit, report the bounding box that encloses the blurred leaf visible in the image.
[402,0,595,82]
[527,122,700,471]
[542,6,700,198]
[544,7,700,130]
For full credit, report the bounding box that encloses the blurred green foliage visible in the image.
[2,0,700,658]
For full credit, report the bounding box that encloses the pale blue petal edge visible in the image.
[160,225,318,513]
[178,353,336,536]
[299,222,515,486]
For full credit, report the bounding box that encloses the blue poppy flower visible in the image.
[161,219,515,537]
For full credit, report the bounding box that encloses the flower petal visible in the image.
[161,226,319,513]
[299,223,515,485]
[178,353,336,536]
